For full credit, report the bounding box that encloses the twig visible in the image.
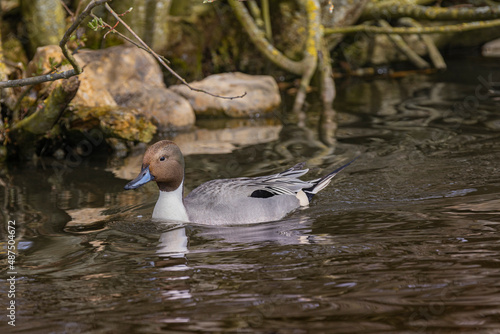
[74,0,84,20]
[60,0,111,75]
[89,13,170,64]
[59,0,74,17]
[100,6,133,39]
[0,70,78,89]
[104,2,246,100]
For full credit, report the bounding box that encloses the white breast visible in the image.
[152,182,190,222]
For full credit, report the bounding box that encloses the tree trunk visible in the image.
[20,0,66,57]
[112,0,173,53]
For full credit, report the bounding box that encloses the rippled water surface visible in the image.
[2,58,500,333]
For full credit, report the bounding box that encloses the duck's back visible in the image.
[184,173,311,224]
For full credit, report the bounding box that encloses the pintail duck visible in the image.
[125,140,354,225]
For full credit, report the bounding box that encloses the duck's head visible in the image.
[124,140,185,192]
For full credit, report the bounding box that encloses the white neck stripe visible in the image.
[152,181,190,222]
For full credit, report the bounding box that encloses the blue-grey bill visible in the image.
[124,165,154,190]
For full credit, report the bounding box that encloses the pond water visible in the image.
[2,57,500,333]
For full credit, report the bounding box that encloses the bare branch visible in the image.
[89,13,170,64]
[60,0,112,75]
[0,69,77,89]
[59,0,74,17]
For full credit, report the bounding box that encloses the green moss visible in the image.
[66,106,156,143]
[2,37,28,66]
[20,0,66,56]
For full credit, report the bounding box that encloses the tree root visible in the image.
[379,20,430,69]
[362,2,500,21]
[325,17,500,35]
[318,43,337,146]
[12,76,80,136]
[230,0,339,135]
[399,18,446,70]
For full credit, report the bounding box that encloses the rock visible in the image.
[170,72,281,118]
[27,45,66,82]
[72,70,117,108]
[76,45,165,89]
[27,45,117,107]
[27,45,195,130]
[482,38,500,57]
[112,86,195,130]
[64,106,156,143]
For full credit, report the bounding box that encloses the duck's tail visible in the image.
[302,158,357,202]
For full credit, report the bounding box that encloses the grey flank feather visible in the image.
[245,162,314,196]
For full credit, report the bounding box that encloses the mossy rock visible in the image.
[63,106,156,143]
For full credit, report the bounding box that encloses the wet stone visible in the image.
[170,72,281,118]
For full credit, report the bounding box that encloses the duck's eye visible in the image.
[159,156,166,161]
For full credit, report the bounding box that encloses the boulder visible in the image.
[170,72,281,118]
[64,106,156,143]
[112,85,195,130]
[483,38,500,57]
[27,45,195,130]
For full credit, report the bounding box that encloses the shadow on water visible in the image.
[2,58,500,333]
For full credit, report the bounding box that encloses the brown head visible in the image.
[124,140,185,192]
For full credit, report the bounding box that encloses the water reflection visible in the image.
[2,60,500,333]
[157,226,188,258]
